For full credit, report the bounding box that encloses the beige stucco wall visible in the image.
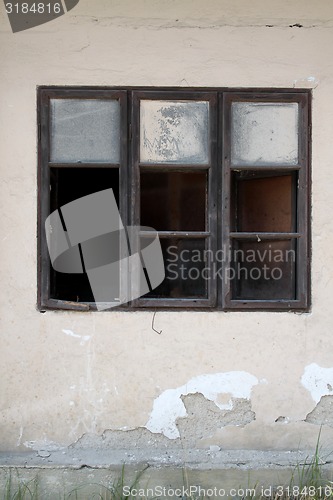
[1,0,333,455]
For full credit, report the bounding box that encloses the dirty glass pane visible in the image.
[231,102,298,166]
[140,100,209,164]
[231,239,296,300]
[50,99,120,163]
[141,172,206,231]
[233,173,294,232]
[142,238,208,298]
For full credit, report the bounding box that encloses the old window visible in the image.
[38,88,310,311]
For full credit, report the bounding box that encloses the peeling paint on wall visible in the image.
[145,372,259,438]
[301,363,333,403]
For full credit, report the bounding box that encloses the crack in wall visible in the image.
[67,15,333,30]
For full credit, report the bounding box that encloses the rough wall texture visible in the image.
[1,0,333,456]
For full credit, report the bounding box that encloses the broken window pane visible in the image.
[50,99,120,163]
[231,102,298,166]
[141,171,207,231]
[140,100,209,164]
[233,173,294,232]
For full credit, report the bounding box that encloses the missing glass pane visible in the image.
[233,172,295,232]
[141,172,207,231]
[50,168,119,302]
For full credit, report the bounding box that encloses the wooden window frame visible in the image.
[37,87,311,312]
[130,90,217,308]
[221,92,311,310]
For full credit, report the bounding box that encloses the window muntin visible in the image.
[38,88,310,311]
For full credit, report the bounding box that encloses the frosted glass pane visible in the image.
[50,99,120,163]
[231,102,298,166]
[140,100,209,164]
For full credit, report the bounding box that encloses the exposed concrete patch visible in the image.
[301,363,333,403]
[72,427,181,451]
[176,394,255,446]
[305,395,333,427]
[70,395,256,451]
[301,365,333,427]
[69,375,258,451]
[145,372,259,439]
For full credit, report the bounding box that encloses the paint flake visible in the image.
[145,371,259,438]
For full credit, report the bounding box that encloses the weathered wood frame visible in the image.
[37,87,311,312]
